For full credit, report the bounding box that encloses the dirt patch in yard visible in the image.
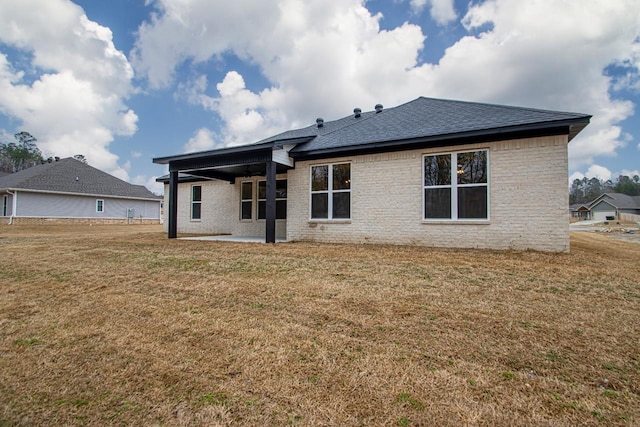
[0,225,638,426]
[575,224,640,245]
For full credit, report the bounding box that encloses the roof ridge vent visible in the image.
[354,108,362,118]
[375,104,383,113]
[316,118,324,128]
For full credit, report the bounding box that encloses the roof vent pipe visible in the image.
[316,118,324,128]
[375,104,383,113]
[354,108,362,118]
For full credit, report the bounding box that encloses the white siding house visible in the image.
[588,193,640,221]
[0,158,162,225]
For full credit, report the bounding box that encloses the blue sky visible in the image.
[0,0,638,194]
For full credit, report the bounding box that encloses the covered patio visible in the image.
[153,138,307,243]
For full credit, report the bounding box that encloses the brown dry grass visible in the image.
[0,225,638,426]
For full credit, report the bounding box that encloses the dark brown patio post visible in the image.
[168,169,178,239]
[265,161,276,243]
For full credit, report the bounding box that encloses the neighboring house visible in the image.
[588,192,640,221]
[154,97,591,252]
[570,203,591,220]
[0,157,162,225]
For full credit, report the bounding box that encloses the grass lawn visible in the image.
[0,225,638,426]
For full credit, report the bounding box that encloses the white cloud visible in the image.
[0,0,136,180]
[132,174,164,195]
[569,171,585,184]
[134,0,427,141]
[0,128,14,143]
[410,0,457,25]
[175,74,208,105]
[619,169,640,179]
[132,0,639,173]
[586,165,612,182]
[184,127,222,153]
[435,0,638,169]
[131,0,283,89]
[193,71,284,146]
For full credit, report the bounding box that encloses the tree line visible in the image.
[0,132,86,174]
[570,175,640,205]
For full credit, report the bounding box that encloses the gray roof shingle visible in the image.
[591,193,640,209]
[0,157,160,200]
[290,97,591,155]
[255,110,378,144]
[153,96,591,166]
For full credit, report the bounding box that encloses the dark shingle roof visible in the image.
[0,157,160,200]
[153,96,591,166]
[255,110,378,144]
[290,97,591,156]
[590,193,640,209]
[570,203,590,211]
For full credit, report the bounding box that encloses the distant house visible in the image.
[0,157,162,225]
[588,193,640,221]
[154,97,591,252]
[570,203,591,220]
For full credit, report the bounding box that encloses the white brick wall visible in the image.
[165,135,570,251]
[163,175,287,239]
[287,135,570,252]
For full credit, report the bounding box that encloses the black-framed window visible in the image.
[310,163,351,220]
[96,199,104,213]
[423,150,488,220]
[191,185,202,220]
[241,182,253,220]
[258,179,287,220]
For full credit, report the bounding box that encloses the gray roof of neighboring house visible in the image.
[590,192,640,209]
[0,157,161,200]
[570,203,590,211]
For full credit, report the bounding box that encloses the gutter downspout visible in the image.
[7,189,15,225]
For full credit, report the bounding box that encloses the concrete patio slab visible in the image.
[179,235,286,243]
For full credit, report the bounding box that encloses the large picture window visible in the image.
[258,179,287,220]
[310,163,351,220]
[191,185,202,220]
[241,182,253,220]
[423,150,488,220]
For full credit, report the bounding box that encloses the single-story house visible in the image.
[588,192,640,221]
[1,157,162,225]
[570,203,591,220]
[154,97,591,252]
